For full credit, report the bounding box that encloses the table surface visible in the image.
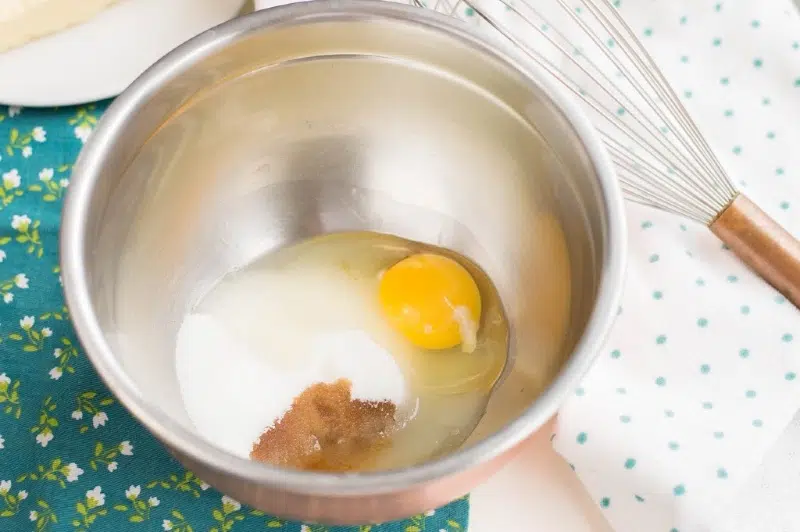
[470,419,610,532]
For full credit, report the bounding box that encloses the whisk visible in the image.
[410,0,800,308]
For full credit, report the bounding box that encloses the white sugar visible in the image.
[309,329,407,404]
[175,313,407,459]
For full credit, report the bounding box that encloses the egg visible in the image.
[378,253,482,352]
[177,231,510,471]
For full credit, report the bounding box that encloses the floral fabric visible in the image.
[0,102,469,532]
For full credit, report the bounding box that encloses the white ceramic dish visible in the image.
[0,0,248,107]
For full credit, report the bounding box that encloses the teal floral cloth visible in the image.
[0,103,469,532]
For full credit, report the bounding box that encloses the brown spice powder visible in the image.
[250,378,396,471]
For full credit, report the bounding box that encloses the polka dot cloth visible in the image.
[540,1,800,531]
[717,411,800,530]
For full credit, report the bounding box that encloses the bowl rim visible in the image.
[61,0,627,497]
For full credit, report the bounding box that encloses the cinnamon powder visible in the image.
[250,378,396,471]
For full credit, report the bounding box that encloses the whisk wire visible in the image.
[470,1,692,178]
[408,0,800,311]
[604,138,721,221]
[542,0,735,213]
[413,0,741,224]
[509,1,691,171]
[583,0,736,202]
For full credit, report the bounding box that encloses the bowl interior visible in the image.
[78,11,608,477]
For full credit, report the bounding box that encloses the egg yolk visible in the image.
[378,253,481,352]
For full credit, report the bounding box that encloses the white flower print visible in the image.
[107,461,117,472]
[14,273,28,288]
[148,497,160,507]
[29,510,37,521]
[425,509,435,517]
[0,250,6,262]
[162,520,173,531]
[59,178,69,188]
[36,431,53,447]
[18,490,27,500]
[221,495,241,512]
[199,481,209,491]
[0,480,9,494]
[0,434,4,449]
[32,127,46,143]
[119,441,133,455]
[71,409,82,420]
[20,315,34,329]
[11,214,30,231]
[48,367,62,380]
[21,146,32,158]
[75,124,92,143]
[300,525,311,532]
[54,348,62,359]
[42,327,52,337]
[86,486,105,507]
[0,373,9,385]
[2,169,20,189]
[8,106,21,117]
[65,463,83,482]
[125,485,140,500]
[3,293,13,304]
[39,168,53,181]
[92,412,108,428]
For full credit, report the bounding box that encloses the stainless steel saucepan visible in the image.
[61,0,626,524]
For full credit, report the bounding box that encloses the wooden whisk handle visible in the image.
[710,193,800,308]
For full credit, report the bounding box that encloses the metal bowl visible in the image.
[61,0,625,524]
